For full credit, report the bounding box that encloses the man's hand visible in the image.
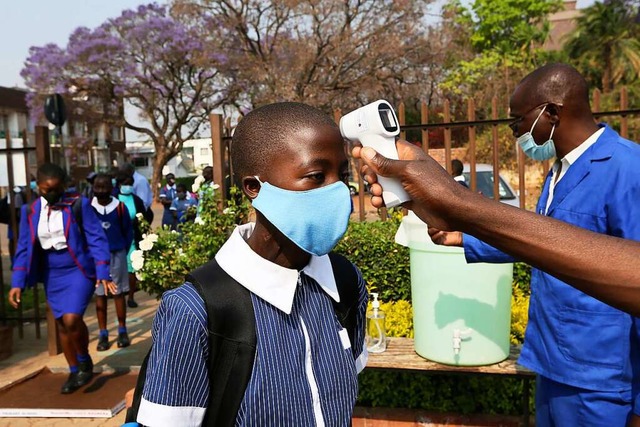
[8,288,21,309]
[353,140,470,231]
[96,280,118,296]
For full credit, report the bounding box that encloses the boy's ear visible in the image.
[242,176,261,200]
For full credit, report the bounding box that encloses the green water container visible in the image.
[395,212,513,366]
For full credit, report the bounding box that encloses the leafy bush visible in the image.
[334,213,411,302]
[134,186,251,297]
[357,371,534,415]
[373,300,414,338]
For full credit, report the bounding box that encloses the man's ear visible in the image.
[546,103,562,125]
[242,176,261,200]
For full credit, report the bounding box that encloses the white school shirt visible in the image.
[37,197,67,250]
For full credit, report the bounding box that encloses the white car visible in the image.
[462,164,520,208]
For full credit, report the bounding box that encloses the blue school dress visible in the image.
[11,195,111,318]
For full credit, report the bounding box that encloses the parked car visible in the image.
[348,179,369,196]
[462,164,520,208]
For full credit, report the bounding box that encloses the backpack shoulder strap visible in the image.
[187,259,256,427]
[328,252,360,347]
[127,260,257,427]
[71,196,86,245]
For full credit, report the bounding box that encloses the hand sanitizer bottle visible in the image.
[367,293,387,353]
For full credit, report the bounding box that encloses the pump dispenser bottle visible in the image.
[366,293,387,353]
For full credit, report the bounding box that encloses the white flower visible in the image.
[130,250,145,271]
[194,216,205,225]
[136,213,144,220]
[212,183,220,190]
[222,207,234,215]
[192,175,205,193]
[139,238,154,251]
[146,233,159,243]
[135,272,144,281]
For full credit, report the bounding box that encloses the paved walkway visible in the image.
[0,288,159,426]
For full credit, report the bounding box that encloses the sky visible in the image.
[1,0,597,89]
[0,0,167,88]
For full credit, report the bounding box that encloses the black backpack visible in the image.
[126,252,360,427]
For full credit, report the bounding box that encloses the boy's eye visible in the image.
[307,173,325,182]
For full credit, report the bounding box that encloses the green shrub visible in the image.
[373,300,414,338]
[134,186,251,297]
[513,262,532,295]
[357,371,534,415]
[335,214,411,302]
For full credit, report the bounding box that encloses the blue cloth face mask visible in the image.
[517,105,556,161]
[252,179,352,256]
[120,185,134,195]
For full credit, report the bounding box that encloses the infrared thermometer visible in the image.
[340,100,411,208]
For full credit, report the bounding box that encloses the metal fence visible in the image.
[347,89,640,221]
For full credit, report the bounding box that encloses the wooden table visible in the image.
[365,337,535,426]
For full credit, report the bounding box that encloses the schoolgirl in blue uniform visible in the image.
[8,163,114,394]
[92,174,134,351]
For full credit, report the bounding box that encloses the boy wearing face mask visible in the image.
[91,174,134,350]
[117,173,151,309]
[170,183,197,228]
[127,102,368,427]
[159,173,177,228]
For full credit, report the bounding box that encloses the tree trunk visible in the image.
[150,150,172,201]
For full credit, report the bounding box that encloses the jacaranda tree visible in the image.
[21,3,230,193]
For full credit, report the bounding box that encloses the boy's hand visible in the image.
[428,227,463,247]
[8,288,21,309]
[96,280,118,296]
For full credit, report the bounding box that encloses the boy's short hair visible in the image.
[231,102,339,181]
[176,183,187,192]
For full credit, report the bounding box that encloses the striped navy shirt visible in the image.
[137,223,368,427]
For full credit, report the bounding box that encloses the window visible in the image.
[132,157,149,168]
[200,147,209,156]
[111,126,123,141]
[76,151,90,167]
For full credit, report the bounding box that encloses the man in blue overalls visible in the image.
[429,63,640,426]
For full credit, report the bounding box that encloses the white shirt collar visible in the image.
[91,196,119,214]
[215,223,339,314]
[559,127,605,168]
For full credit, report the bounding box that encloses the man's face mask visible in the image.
[252,178,352,256]
[517,104,556,161]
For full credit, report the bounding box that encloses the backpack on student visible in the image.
[126,252,360,427]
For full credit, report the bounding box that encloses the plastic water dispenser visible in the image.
[395,211,513,366]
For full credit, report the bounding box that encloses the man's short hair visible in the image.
[231,102,338,181]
